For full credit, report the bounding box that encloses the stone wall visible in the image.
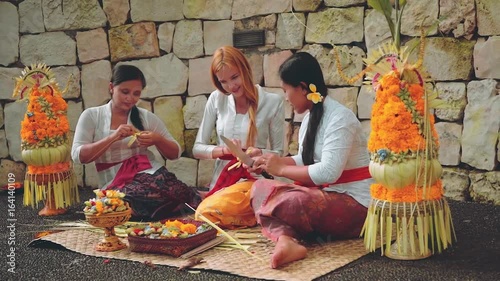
[0,0,498,204]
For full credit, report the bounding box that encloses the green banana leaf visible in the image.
[368,0,395,40]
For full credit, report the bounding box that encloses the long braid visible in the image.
[130,105,144,131]
[244,78,258,147]
[302,103,324,165]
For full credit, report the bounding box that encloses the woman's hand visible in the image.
[136,131,158,147]
[229,139,262,157]
[246,146,262,157]
[111,124,136,141]
[220,138,244,157]
[251,153,285,177]
[78,124,136,163]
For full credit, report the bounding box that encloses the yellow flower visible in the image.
[180,223,197,234]
[109,198,121,206]
[95,200,104,215]
[165,219,184,229]
[306,84,323,104]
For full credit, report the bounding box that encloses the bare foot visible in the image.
[271,235,307,269]
[38,205,67,216]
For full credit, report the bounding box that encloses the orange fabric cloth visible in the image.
[195,181,256,229]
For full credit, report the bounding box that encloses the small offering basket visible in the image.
[127,219,217,257]
[85,208,131,252]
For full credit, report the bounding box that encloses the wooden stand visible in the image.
[38,193,67,216]
[85,208,132,252]
[385,219,432,260]
[32,173,69,216]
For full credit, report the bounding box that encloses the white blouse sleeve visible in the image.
[71,108,96,164]
[192,91,218,159]
[308,115,357,185]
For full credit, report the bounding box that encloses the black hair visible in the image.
[111,65,146,131]
[279,52,327,165]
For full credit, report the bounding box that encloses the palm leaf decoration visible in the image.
[368,0,406,50]
[335,0,456,259]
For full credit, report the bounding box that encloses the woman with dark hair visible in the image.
[193,46,285,228]
[72,64,200,219]
[250,52,373,268]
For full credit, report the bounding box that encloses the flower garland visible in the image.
[368,72,439,157]
[20,86,70,149]
[370,182,443,203]
[13,63,79,213]
[28,162,70,175]
[333,0,455,258]
[353,41,455,255]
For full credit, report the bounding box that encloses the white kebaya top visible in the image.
[72,101,180,188]
[291,96,372,207]
[193,85,285,189]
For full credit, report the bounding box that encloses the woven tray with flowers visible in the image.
[126,219,217,257]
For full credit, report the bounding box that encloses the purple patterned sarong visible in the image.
[106,166,201,220]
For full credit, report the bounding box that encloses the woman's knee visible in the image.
[250,179,267,195]
[250,179,280,197]
[250,179,276,210]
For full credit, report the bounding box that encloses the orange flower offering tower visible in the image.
[13,63,79,216]
[335,0,455,260]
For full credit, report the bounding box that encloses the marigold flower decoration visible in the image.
[306,84,323,104]
[334,0,455,259]
[12,63,79,212]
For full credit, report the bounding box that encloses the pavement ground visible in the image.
[1,187,499,281]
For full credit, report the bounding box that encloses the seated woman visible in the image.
[193,46,285,228]
[72,64,200,219]
[249,52,373,268]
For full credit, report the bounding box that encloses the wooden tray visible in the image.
[127,219,217,257]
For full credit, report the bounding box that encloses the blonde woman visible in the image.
[193,46,285,228]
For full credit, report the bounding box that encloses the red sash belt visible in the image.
[96,154,152,189]
[296,166,371,188]
[331,166,371,185]
[206,150,256,198]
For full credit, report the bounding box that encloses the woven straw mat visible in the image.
[35,228,368,281]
